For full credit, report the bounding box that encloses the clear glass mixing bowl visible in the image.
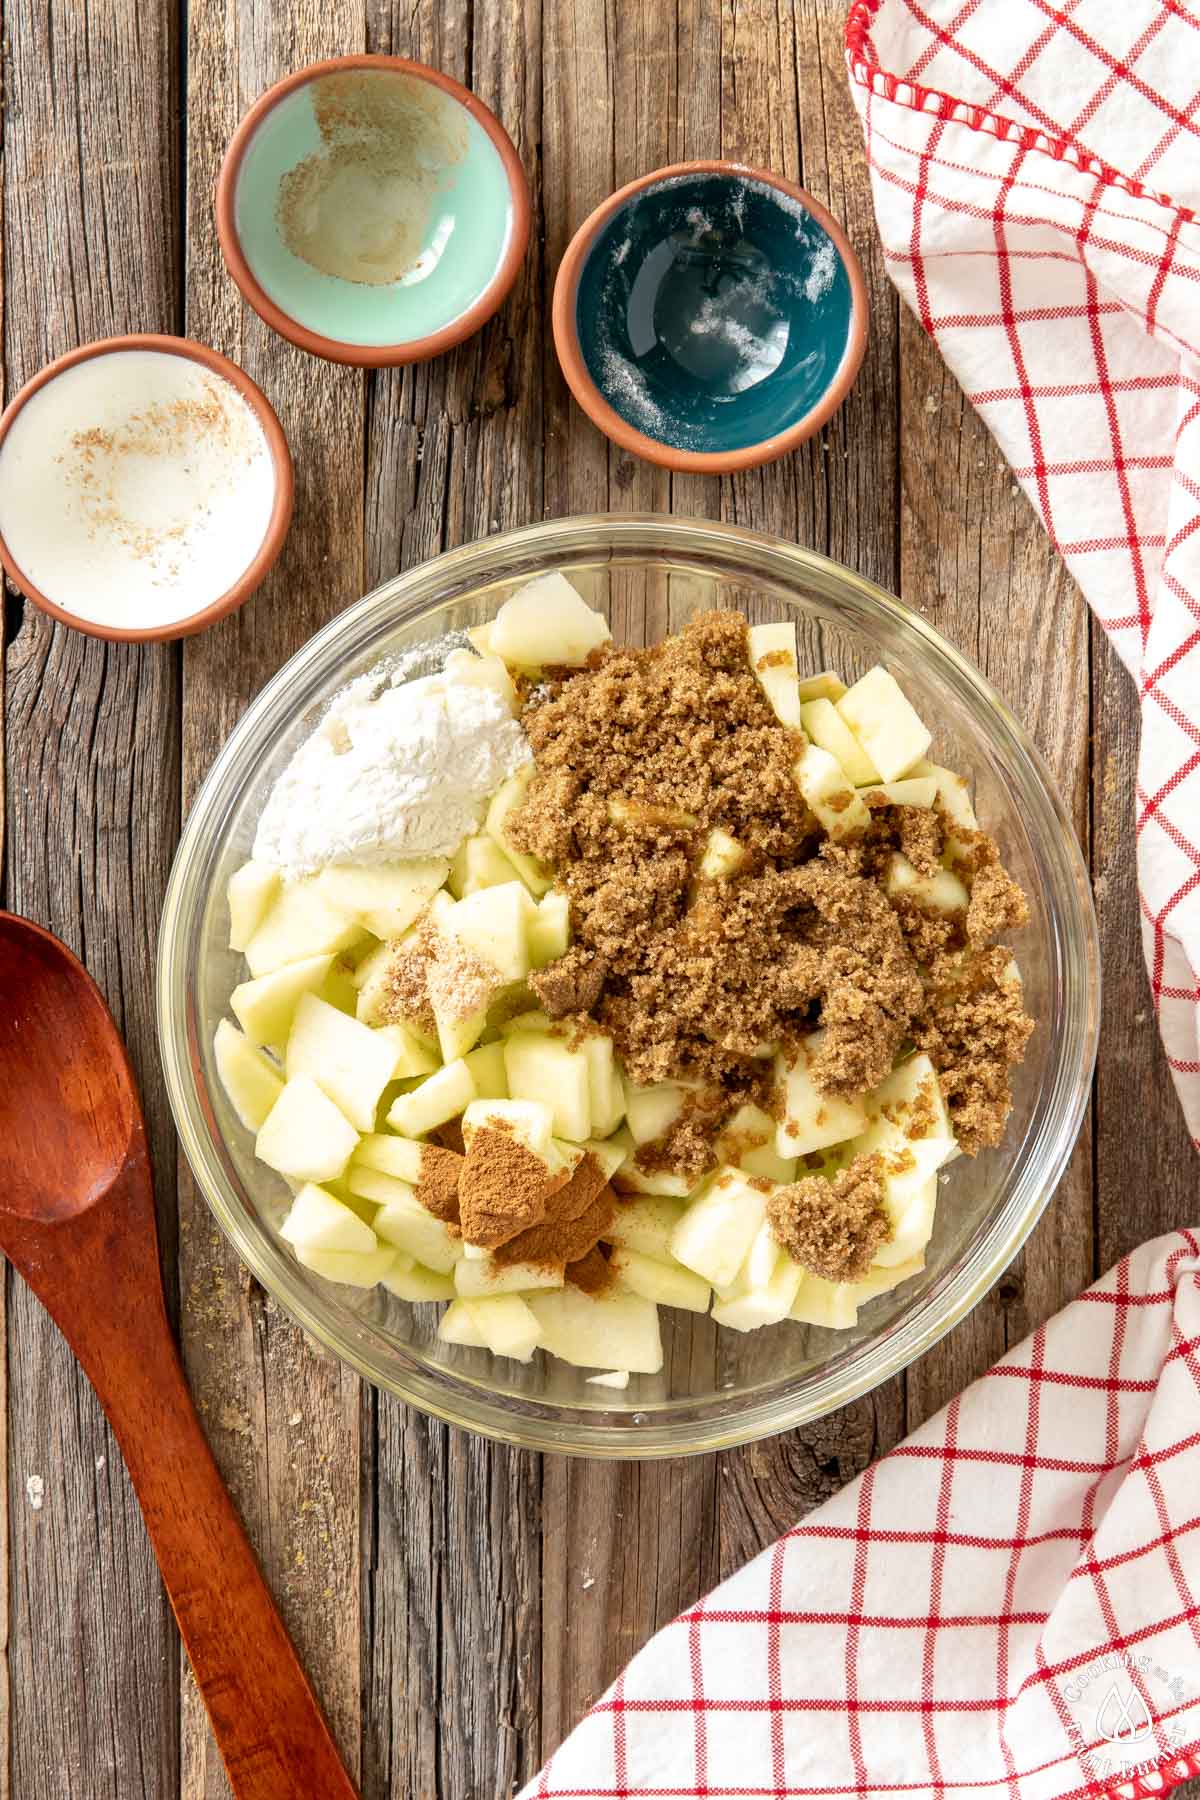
[157,515,1100,1456]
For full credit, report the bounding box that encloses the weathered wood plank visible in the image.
[2,0,183,1792]
[360,2,548,1795]
[178,3,368,1795]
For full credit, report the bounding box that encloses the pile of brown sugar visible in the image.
[768,1154,891,1282]
[509,610,1034,1184]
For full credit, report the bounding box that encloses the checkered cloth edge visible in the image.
[846,0,1200,1149]
[522,1231,1200,1798]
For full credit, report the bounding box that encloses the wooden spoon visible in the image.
[0,912,359,1800]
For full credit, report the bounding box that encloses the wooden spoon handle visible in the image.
[6,1168,359,1800]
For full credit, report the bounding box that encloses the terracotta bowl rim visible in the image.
[551,158,869,475]
[215,53,532,368]
[0,332,294,644]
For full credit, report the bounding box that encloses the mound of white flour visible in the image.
[254,668,531,875]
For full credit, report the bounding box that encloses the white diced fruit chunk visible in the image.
[461,1096,556,1157]
[836,667,932,783]
[485,767,554,897]
[315,858,448,940]
[717,1102,797,1184]
[243,879,366,978]
[861,776,938,809]
[789,1272,861,1330]
[527,1287,663,1374]
[612,1160,697,1198]
[227,861,280,952]
[711,1231,804,1331]
[885,853,969,916]
[256,1076,359,1183]
[504,1034,591,1141]
[581,1136,628,1183]
[624,1081,686,1145]
[357,1181,462,1273]
[382,1262,456,1302]
[448,834,522,898]
[794,744,871,840]
[454,1257,564,1298]
[353,1134,425,1181]
[286,993,403,1132]
[925,763,980,859]
[214,1020,284,1130]
[853,1255,925,1304]
[438,1298,486,1347]
[699,829,748,880]
[608,1246,711,1313]
[528,890,571,967]
[442,646,518,714]
[747,622,802,728]
[774,1037,867,1158]
[387,1059,477,1137]
[863,1052,953,1150]
[231,953,335,1047]
[603,1196,686,1259]
[801,697,879,786]
[463,1041,509,1098]
[445,882,532,985]
[373,1023,439,1079]
[670,1169,769,1290]
[582,1035,624,1137]
[587,1369,630,1390]
[281,1183,378,1255]
[295,1245,398,1288]
[797,669,847,704]
[875,1173,938,1268]
[463,1294,542,1363]
[490,572,611,668]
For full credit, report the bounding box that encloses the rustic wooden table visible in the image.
[3,1,1195,1795]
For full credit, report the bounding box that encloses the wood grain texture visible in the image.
[2,1,183,1793]
[2,0,1196,1793]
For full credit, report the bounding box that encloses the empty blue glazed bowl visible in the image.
[553,162,868,473]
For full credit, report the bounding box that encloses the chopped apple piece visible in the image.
[460,1099,566,1177]
[448,834,522,898]
[466,622,495,657]
[527,1287,663,1374]
[789,1272,860,1329]
[528,891,571,967]
[747,622,802,728]
[836,667,931,782]
[925,763,980,860]
[454,1258,564,1298]
[774,1037,867,1158]
[608,797,698,830]
[699,829,748,880]
[352,1133,425,1182]
[373,1023,440,1079]
[256,1076,359,1184]
[874,1173,938,1268]
[582,1035,624,1138]
[861,776,937,809]
[231,953,335,1047]
[587,1369,630,1390]
[612,1160,697,1198]
[797,669,847,704]
[885,852,969,915]
[295,1244,398,1288]
[227,860,280,952]
[382,1262,456,1303]
[444,882,532,986]
[624,1081,686,1146]
[579,1136,628,1183]
[318,959,360,1016]
[281,1183,379,1255]
[801,697,880,786]
[794,743,871,840]
[497,1008,555,1037]
[286,992,402,1132]
[386,1058,477,1136]
[364,1183,463,1273]
[438,1297,486,1347]
[464,1040,509,1098]
[428,981,492,1067]
[244,879,367,978]
[608,1246,711,1313]
[711,1231,804,1331]
[213,1019,284,1130]
[485,768,554,896]
[442,645,518,714]
[862,1052,953,1147]
[462,1294,543,1362]
[670,1169,769,1290]
[504,1034,592,1141]
[603,1196,687,1259]
[717,1102,797,1184]
[854,1255,925,1303]
[490,572,611,667]
[315,858,448,940]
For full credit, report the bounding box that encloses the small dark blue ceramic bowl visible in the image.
[553,161,868,474]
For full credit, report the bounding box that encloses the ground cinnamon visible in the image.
[457,1122,569,1249]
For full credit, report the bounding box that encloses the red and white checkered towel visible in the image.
[524,1232,1200,1798]
[847,0,1200,1145]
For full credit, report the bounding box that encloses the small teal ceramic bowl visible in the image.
[553,161,868,473]
[217,56,531,367]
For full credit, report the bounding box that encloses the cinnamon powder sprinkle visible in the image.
[414,1144,465,1227]
[457,1123,568,1249]
[492,1155,616,1270]
[508,610,1033,1177]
